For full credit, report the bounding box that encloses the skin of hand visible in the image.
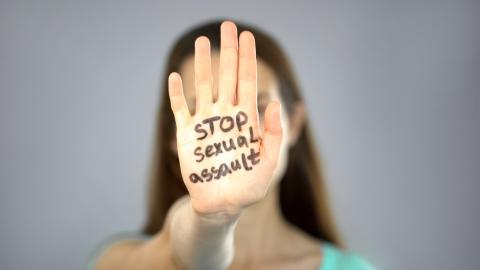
[163,21,284,269]
[168,21,284,219]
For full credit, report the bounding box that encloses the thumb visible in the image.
[261,101,284,167]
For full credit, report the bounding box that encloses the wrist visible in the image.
[195,209,242,227]
[190,202,242,227]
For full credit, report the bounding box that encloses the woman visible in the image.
[89,20,374,270]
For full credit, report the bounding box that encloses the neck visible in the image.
[232,184,291,261]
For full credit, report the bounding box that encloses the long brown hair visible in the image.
[143,19,343,247]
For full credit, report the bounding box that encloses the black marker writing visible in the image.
[236,111,248,132]
[189,110,262,184]
[195,123,208,140]
[194,146,204,162]
[202,116,221,135]
[220,116,235,132]
[249,126,259,143]
[194,134,253,162]
[189,147,261,183]
[195,111,250,140]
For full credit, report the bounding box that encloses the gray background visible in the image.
[1,1,479,269]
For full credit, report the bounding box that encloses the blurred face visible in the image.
[170,50,297,185]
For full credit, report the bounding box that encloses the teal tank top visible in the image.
[87,233,375,270]
[319,243,375,270]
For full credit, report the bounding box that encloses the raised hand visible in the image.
[168,21,283,218]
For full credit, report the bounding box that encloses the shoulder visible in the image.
[86,232,149,270]
[320,243,376,270]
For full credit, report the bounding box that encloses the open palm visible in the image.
[168,21,283,217]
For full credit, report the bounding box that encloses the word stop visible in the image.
[195,111,248,140]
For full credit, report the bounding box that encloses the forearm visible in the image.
[169,196,241,270]
[100,196,240,270]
